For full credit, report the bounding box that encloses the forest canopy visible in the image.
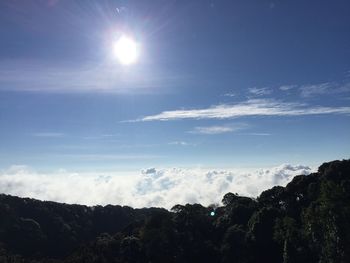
[0,159,349,263]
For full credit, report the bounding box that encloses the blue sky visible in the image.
[0,0,350,173]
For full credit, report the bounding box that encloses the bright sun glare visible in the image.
[113,35,139,65]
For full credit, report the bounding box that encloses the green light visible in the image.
[210,211,215,216]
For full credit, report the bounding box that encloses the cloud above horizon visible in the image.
[0,164,312,209]
[136,99,350,122]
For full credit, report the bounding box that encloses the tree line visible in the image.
[1,159,350,262]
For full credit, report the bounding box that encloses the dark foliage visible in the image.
[0,159,350,263]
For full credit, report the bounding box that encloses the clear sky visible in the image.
[1,0,350,173]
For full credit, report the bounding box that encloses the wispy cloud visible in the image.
[190,126,234,135]
[32,132,65,138]
[189,124,248,135]
[223,92,236,97]
[136,99,350,122]
[300,82,333,97]
[300,82,350,97]
[248,87,273,96]
[241,132,272,136]
[0,59,185,94]
[168,141,194,146]
[279,85,297,91]
[82,134,121,140]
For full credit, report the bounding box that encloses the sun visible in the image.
[113,35,139,65]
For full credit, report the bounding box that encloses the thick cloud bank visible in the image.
[0,164,312,209]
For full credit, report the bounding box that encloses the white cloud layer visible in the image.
[137,99,350,122]
[0,164,312,209]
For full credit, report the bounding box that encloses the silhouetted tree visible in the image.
[1,159,350,263]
